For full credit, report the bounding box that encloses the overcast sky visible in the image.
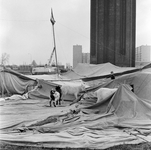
[0,0,151,66]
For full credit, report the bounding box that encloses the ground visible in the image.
[0,142,151,150]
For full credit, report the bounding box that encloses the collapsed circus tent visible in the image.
[0,62,142,100]
[0,63,151,149]
[0,68,60,100]
[0,68,36,95]
[62,62,140,80]
[0,84,151,149]
[104,71,151,100]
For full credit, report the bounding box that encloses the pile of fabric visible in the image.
[0,63,151,149]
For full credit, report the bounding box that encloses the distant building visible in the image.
[136,45,151,62]
[73,45,82,68]
[66,63,71,70]
[31,60,37,67]
[135,45,151,67]
[73,45,90,68]
[82,53,90,63]
[11,65,19,71]
[19,65,32,75]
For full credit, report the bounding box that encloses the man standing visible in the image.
[110,71,115,80]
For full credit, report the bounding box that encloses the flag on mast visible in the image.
[50,9,55,25]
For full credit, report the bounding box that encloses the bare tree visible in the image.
[0,53,9,66]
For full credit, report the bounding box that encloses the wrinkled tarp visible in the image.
[1,64,151,149]
[27,74,70,81]
[0,62,141,99]
[103,71,151,100]
[62,63,139,80]
[142,62,151,70]
[1,67,151,101]
[27,79,87,101]
[0,85,151,149]
[0,68,66,100]
[0,68,87,101]
[0,69,36,95]
[2,93,28,100]
[28,79,59,100]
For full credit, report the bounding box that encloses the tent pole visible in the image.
[52,24,59,75]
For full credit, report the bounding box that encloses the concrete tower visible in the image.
[73,45,82,68]
[90,0,136,67]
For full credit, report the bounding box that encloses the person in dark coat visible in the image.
[55,86,62,105]
[50,89,56,107]
[110,71,115,80]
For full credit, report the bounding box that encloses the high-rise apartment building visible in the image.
[73,45,82,68]
[136,45,151,62]
[82,53,90,63]
[90,0,136,67]
[73,45,90,68]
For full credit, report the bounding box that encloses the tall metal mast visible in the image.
[50,8,59,75]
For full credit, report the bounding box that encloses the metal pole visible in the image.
[52,24,59,75]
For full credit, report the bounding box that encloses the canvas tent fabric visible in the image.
[0,85,151,149]
[62,63,139,80]
[0,68,85,101]
[0,68,36,95]
[1,64,151,149]
[28,79,60,99]
[1,65,150,101]
[0,68,62,100]
[0,62,141,101]
[27,74,69,81]
[103,70,151,100]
